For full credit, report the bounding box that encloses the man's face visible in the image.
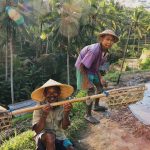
[44,87,60,103]
[101,35,115,49]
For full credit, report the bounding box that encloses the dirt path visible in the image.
[75,110,150,150]
[74,72,150,150]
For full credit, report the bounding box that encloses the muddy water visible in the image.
[142,82,150,105]
[129,82,150,125]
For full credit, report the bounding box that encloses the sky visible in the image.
[115,0,150,9]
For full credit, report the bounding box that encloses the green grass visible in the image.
[104,71,120,82]
[12,113,33,125]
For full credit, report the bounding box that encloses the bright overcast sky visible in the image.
[115,0,150,9]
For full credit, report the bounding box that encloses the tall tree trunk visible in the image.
[10,32,14,104]
[5,43,8,81]
[132,34,136,52]
[40,23,43,55]
[117,25,132,85]
[138,38,140,52]
[5,26,9,81]
[20,35,23,52]
[46,37,49,54]
[67,36,70,85]
[145,34,146,44]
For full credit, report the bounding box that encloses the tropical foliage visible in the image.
[0,0,150,105]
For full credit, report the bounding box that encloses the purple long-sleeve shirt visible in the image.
[75,43,107,74]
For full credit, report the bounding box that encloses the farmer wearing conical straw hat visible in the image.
[75,29,119,124]
[32,79,74,150]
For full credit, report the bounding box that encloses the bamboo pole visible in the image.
[11,94,103,115]
[9,84,146,116]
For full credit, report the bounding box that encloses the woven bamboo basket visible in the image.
[103,84,146,107]
[0,113,12,132]
[0,110,12,144]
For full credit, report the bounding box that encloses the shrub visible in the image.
[0,130,35,150]
[104,71,120,82]
[67,90,87,138]
[139,58,150,70]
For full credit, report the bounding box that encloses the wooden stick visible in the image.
[11,94,103,115]
[9,84,146,116]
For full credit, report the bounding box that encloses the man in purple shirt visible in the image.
[75,29,119,124]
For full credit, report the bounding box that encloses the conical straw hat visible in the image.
[0,106,7,112]
[99,29,119,43]
[31,79,74,102]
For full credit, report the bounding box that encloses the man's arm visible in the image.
[62,103,72,129]
[97,71,108,88]
[33,105,52,134]
[97,72,109,96]
[33,114,47,134]
[80,64,93,89]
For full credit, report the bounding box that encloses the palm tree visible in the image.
[0,1,39,103]
[9,26,14,104]
[40,0,85,84]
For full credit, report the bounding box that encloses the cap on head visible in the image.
[99,29,119,43]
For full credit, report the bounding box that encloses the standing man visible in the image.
[75,29,119,124]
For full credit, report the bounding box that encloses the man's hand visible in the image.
[88,81,95,89]
[103,90,109,97]
[82,74,94,89]
[34,104,53,134]
[63,103,72,113]
[97,72,107,88]
[42,104,53,116]
[62,103,72,129]
[100,78,108,88]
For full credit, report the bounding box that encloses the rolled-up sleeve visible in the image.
[32,105,42,126]
[81,50,96,69]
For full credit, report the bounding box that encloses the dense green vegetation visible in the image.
[0,0,150,105]
[0,130,35,150]
[140,58,150,70]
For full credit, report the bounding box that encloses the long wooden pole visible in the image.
[11,94,104,115]
[9,84,146,115]
[117,23,132,84]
